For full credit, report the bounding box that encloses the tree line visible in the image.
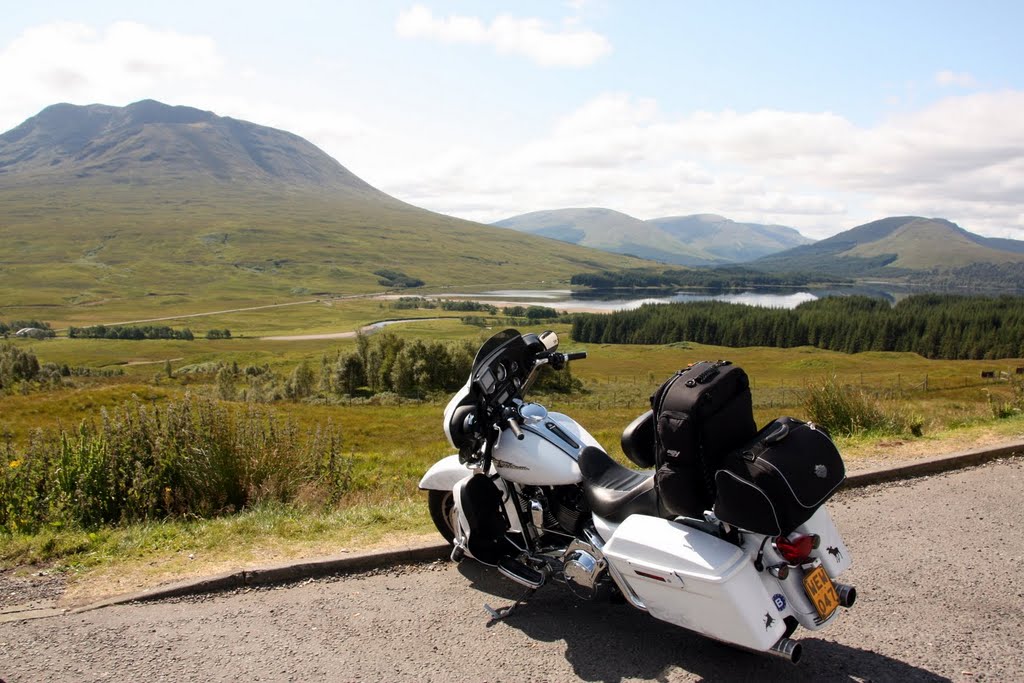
[309,332,581,400]
[571,294,1024,360]
[69,325,195,340]
[570,267,847,290]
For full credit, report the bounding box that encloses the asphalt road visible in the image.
[1,459,1022,682]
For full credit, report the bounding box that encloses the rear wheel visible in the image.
[428,489,457,545]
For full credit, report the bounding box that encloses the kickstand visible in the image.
[484,587,536,622]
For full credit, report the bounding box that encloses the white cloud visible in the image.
[0,21,224,131]
[935,70,977,88]
[381,89,1024,240]
[395,5,611,68]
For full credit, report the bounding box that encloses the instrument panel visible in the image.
[475,347,529,404]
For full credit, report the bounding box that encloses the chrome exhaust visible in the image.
[768,637,803,664]
[835,583,857,608]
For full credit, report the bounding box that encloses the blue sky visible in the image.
[2,1,1023,238]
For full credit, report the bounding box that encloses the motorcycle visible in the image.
[419,328,855,664]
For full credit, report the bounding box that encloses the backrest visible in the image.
[620,410,656,468]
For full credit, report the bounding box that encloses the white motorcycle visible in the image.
[419,329,855,664]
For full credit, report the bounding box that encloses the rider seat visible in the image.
[578,447,660,523]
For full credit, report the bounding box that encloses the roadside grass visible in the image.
[3,314,1024,601]
[1,498,437,606]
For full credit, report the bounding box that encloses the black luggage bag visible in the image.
[713,416,845,536]
[651,360,757,518]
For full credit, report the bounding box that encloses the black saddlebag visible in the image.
[651,360,757,518]
[713,417,845,536]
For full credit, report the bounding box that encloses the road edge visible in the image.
[51,439,1022,614]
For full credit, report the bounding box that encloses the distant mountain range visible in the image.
[497,207,1024,290]
[494,208,813,265]
[0,100,647,320]
[752,216,1024,288]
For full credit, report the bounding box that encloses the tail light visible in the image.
[774,533,818,565]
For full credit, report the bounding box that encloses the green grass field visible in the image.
[0,181,649,331]
[3,306,1024,603]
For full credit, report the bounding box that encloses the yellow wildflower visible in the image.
[8,459,20,468]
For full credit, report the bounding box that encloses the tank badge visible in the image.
[764,612,775,630]
[814,464,828,478]
[492,458,529,471]
[772,594,786,611]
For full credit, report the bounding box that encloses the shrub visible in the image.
[803,376,921,437]
[0,343,41,390]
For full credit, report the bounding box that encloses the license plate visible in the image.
[803,564,840,620]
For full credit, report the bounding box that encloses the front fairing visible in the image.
[443,380,472,449]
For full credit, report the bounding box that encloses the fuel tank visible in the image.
[492,412,602,485]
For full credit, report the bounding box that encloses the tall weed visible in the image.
[803,376,922,437]
[0,394,350,533]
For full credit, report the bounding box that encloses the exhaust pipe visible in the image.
[835,583,857,608]
[768,637,803,664]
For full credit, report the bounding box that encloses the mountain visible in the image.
[0,100,395,203]
[494,208,715,265]
[751,216,1024,287]
[646,214,813,263]
[494,208,811,265]
[0,101,648,324]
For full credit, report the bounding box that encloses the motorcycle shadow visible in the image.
[457,562,949,683]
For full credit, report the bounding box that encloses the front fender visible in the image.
[418,454,472,491]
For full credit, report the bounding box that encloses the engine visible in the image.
[547,485,588,535]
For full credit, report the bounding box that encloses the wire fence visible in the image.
[569,370,1023,411]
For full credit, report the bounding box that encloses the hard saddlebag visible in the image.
[713,417,845,536]
[651,360,757,518]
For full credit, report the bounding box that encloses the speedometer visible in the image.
[495,362,507,382]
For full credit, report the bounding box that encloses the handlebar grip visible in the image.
[565,351,588,361]
[506,418,525,440]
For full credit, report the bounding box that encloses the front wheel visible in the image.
[428,489,457,545]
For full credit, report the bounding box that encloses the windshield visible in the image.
[472,328,521,371]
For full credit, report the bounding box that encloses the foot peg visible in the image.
[497,556,546,589]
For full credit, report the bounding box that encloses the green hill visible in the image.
[494,208,811,265]
[752,217,1024,287]
[0,101,649,325]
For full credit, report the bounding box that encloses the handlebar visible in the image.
[506,418,524,440]
[541,350,588,371]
